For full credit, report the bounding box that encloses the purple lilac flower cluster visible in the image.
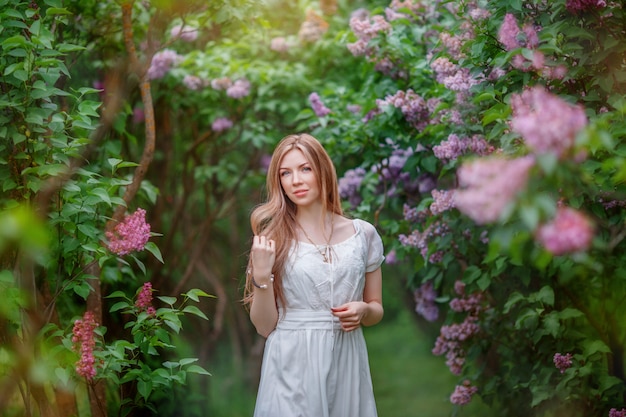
[375,146,425,198]
[136,282,156,315]
[414,281,439,322]
[510,86,588,159]
[433,133,493,163]
[147,49,183,80]
[211,117,233,132]
[429,189,455,215]
[609,409,626,417]
[432,281,485,375]
[377,90,432,131]
[170,24,198,42]
[183,75,206,91]
[308,92,332,117]
[536,206,594,255]
[553,352,573,373]
[454,156,535,224]
[106,208,151,255]
[566,0,607,14]
[346,14,391,57]
[338,167,366,208]
[399,222,450,259]
[403,204,429,223]
[450,380,479,405]
[72,311,98,380]
[226,79,251,99]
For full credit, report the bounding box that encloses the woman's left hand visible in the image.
[331,302,368,332]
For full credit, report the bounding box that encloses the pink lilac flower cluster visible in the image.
[433,133,494,163]
[170,24,198,42]
[433,281,485,375]
[430,189,455,215]
[553,352,573,373]
[72,311,98,380]
[210,77,231,91]
[308,92,332,117]
[183,75,206,91]
[211,117,233,132]
[609,408,626,417]
[136,282,156,315]
[449,281,484,315]
[433,318,480,374]
[385,7,407,21]
[106,208,151,255]
[497,14,567,77]
[298,11,329,43]
[226,79,251,99]
[346,14,391,57]
[414,281,439,322]
[147,49,183,80]
[377,90,432,131]
[498,13,539,51]
[430,57,481,93]
[450,380,479,405]
[510,86,588,158]
[454,156,535,224]
[338,167,366,208]
[439,32,466,60]
[270,37,290,53]
[535,206,594,255]
[469,7,491,20]
[566,0,607,13]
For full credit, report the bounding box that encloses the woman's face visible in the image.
[278,149,321,208]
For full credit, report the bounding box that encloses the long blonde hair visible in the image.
[244,133,343,307]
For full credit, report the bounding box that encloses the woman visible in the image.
[245,133,384,417]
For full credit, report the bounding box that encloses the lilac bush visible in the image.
[305,1,626,415]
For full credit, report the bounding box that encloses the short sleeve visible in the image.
[357,219,385,272]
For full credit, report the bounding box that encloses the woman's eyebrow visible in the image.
[279,162,309,170]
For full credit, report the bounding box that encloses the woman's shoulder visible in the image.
[346,217,381,241]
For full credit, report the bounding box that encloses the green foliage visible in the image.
[3,0,626,415]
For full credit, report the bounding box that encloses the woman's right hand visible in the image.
[251,235,276,279]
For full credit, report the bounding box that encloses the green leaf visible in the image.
[137,378,152,401]
[144,242,163,263]
[89,187,112,206]
[110,301,130,313]
[45,7,72,16]
[182,305,209,320]
[179,358,198,366]
[186,364,212,376]
[163,361,179,369]
[157,296,177,306]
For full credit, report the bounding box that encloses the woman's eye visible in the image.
[302,166,312,172]
[280,171,290,177]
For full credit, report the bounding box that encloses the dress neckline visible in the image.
[296,219,360,247]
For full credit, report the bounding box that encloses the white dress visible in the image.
[253,219,385,417]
